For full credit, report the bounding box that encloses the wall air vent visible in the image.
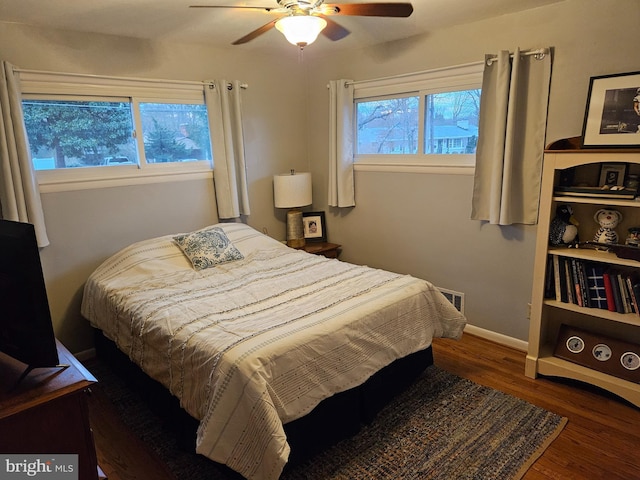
[438,288,464,314]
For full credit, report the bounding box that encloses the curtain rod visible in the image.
[335,47,549,88]
[485,47,549,66]
[12,67,247,90]
[342,60,484,87]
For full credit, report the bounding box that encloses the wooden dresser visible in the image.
[0,340,100,480]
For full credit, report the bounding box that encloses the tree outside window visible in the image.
[23,100,135,170]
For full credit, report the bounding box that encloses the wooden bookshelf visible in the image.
[526,146,640,407]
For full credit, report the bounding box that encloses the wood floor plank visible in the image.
[432,334,640,480]
[87,333,640,480]
[88,382,176,480]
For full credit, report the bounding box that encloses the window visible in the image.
[23,98,137,170]
[19,71,215,190]
[353,63,483,169]
[423,89,481,155]
[23,99,212,170]
[139,103,211,164]
[356,95,419,154]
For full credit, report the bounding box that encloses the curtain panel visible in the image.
[205,80,250,219]
[328,79,355,208]
[0,61,49,246]
[471,48,552,225]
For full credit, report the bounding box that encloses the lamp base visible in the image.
[286,209,305,248]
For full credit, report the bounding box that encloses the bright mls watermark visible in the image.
[1,455,78,479]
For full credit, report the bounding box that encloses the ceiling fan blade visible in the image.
[323,3,413,17]
[231,18,279,45]
[321,17,350,41]
[189,5,278,12]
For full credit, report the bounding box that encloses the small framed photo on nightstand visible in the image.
[302,211,326,242]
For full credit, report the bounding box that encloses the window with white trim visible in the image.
[354,63,483,168]
[19,71,215,189]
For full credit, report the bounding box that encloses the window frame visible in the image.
[19,71,214,192]
[353,63,483,174]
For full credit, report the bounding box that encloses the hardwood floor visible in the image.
[87,333,640,480]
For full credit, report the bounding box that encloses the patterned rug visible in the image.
[88,360,567,480]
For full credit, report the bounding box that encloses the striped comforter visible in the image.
[81,223,466,480]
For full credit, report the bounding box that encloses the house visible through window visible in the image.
[353,63,483,169]
[424,89,481,154]
[356,95,419,154]
[139,103,211,164]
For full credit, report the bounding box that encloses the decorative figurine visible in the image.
[549,204,579,246]
[593,208,623,244]
[626,227,640,247]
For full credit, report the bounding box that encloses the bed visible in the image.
[81,222,466,480]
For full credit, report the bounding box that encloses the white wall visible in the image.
[304,0,640,341]
[0,0,638,351]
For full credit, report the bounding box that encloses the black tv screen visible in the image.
[0,219,59,370]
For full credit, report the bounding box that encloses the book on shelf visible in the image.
[602,269,617,312]
[585,263,608,310]
[551,256,569,303]
[545,255,556,299]
[554,185,638,199]
[607,268,625,313]
[546,256,640,315]
[625,272,640,315]
[617,273,633,313]
[564,258,574,305]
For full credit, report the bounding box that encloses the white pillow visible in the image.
[173,226,244,271]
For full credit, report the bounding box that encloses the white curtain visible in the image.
[328,79,355,207]
[471,48,552,225]
[205,80,250,219]
[0,61,49,246]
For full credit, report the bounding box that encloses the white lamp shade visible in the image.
[274,172,312,208]
[275,16,327,47]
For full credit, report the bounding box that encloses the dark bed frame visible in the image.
[94,328,434,470]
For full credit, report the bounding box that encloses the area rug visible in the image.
[88,360,567,480]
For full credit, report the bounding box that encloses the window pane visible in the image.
[356,96,419,154]
[23,100,136,170]
[424,89,481,154]
[140,103,212,163]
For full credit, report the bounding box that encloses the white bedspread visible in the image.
[81,223,466,480]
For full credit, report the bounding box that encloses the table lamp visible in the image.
[274,170,312,248]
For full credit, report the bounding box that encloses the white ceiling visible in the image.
[1,0,565,54]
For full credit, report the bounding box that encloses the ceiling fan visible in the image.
[189,1,414,48]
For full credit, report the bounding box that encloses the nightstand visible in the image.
[300,242,341,259]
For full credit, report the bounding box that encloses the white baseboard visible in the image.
[463,324,528,352]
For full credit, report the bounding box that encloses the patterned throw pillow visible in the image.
[173,226,244,270]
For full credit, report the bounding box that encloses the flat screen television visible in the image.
[0,219,59,382]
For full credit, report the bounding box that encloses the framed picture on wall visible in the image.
[582,71,640,148]
[302,211,326,242]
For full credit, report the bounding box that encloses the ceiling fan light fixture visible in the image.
[275,15,327,47]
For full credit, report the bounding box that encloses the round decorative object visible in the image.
[592,343,612,361]
[554,325,640,383]
[621,352,640,371]
[566,336,585,354]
